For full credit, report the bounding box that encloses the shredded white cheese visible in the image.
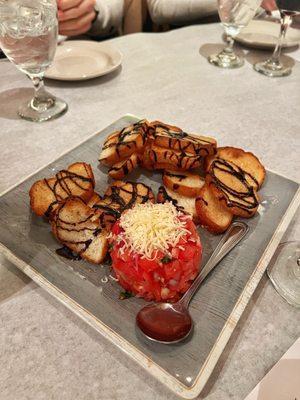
[118,202,191,260]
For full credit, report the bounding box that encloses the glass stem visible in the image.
[271,14,292,64]
[224,35,234,54]
[29,75,55,112]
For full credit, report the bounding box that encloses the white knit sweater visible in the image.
[89,0,124,36]
[147,0,218,25]
[89,0,219,36]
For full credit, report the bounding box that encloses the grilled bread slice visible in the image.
[104,180,155,206]
[206,147,265,190]
[157,186,199,223]
[149,121,217,157]
[147,143,203,171]
[99,120,149,167]
[90,197,123,230]
[108,153,140,179]
[163,170,205,198]
[29,162,95,217]
[206,157,260,218]
[87,192,102,208]
[141,143,155,170]
[195,184,233,234]
[89,181,155,230]
[51,197,108,264]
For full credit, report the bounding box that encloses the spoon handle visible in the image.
[179,221,249,308]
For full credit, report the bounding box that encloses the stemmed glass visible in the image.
[267,241,300,307]
[209,0,261,68]
[254,0,300,77]
[0,0,67,122]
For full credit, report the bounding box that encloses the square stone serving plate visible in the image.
[0,115,299,399]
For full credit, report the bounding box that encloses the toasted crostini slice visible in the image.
[29,162,95,217]
[163,170,205,198]
[88,181,156,230]
[147,120,183,139]
[99,120,149,166]
[141,144,155,170]
[205,147,266,190]
[195,184,233,234]
[87,193,102,208]
[149,121,217,156]
[29,177,58,218]
[88,195,124,230]
[157,186,199,223]
[148,144,203,170]
[51,197,108,264]
[87,193,120,229]
[105,181,155,206]
[206,159,259,218]
[108,153,140,179]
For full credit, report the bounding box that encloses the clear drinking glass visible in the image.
[208,0,261,68]
[0,0,67,122]
[267,241,300,307]
[254,0,300,77]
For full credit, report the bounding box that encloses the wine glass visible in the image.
[208,0,261,68]
[254,0,300,77]
[267,241,300,307]
[0,0,67,122]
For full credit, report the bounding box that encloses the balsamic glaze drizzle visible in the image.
[54,198,103,258]
[44,164,93,217]
[210,158,259,213]
[165,171,188,181]
[102,120,148,153]
[151,123,216,156]
[157,186,186,214]
[56,246,82,261]
[108,156,136,176]
[149,147,203,169]
[91,182,154,230]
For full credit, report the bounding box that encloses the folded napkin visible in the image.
[58,35,67,44]
[245,338,300,400]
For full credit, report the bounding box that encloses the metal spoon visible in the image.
[136,221,249,344]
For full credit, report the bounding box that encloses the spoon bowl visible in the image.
[136,222,249,344]
[136,302,193,343]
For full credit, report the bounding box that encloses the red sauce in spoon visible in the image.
[136,304,192,343]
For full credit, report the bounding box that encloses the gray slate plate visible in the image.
[0,115,299,399]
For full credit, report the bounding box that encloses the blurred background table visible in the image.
[0,23,299,400]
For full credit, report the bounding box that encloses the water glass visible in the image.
[254,0,300,77]
[267,241,300,307]
[209,0,261,68]
[0,0,67,121]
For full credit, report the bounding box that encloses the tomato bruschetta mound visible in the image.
[109,202,202,302]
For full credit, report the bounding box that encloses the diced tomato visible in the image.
[138,257,158,272]
[109,217,202,302]
[112,222,123,235]
[179,244,196,261]
[164,260,181,281]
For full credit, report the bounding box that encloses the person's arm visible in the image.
[147,0,218,26]
[89,0,124,36]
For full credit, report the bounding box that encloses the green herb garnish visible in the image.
[161,255,172,264]
[119,290,133,300]
[108,243,114,251]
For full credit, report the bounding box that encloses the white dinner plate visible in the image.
[45,40,122,81]
[235,20,300,49]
